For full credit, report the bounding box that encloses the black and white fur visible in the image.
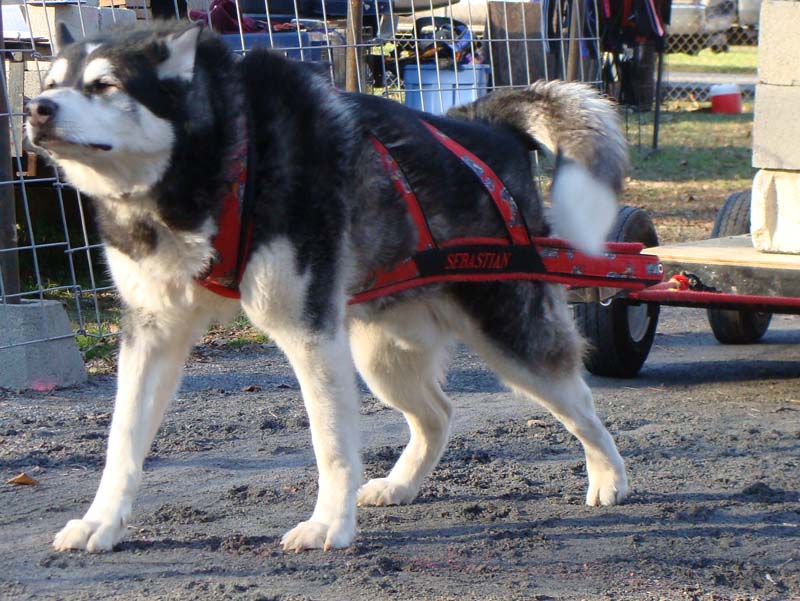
[26,21,630,553]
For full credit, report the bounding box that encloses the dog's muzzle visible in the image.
[25,97,112,151]
[25,97,59,147]
[26,97,58,129]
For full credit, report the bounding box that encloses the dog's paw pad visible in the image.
[357,478,416,507]
[53,519,122,553]
[281,520,354,552]
[586,471,630,507]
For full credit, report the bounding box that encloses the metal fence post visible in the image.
[652,48,664,150]
[0,8,22,304]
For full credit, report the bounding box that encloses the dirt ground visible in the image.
[1,307,799,601]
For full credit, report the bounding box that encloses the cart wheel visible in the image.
[574,206,660,378]
[706,190,772,343]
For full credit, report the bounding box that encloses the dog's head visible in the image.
[26,21,207,199]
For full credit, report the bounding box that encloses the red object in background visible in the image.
[189,0,265,34]
[710,84,743,114]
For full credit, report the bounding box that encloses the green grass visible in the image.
[624,104,756,243]
[76,332,119,363]
[37,286,271,373]
[202,313,270,349]
[667,46,757,74]
[38,289,124,374]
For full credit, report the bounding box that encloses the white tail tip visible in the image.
[550,162,617,256]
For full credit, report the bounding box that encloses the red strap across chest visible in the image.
[195,139,251,299]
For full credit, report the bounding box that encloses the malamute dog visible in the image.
[26,21,629,553]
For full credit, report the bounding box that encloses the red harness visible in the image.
[195,135,253,299]
[196,120,661,301]
[350,121,661,303]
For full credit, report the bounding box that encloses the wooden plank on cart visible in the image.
[643,235,800,269]
[642,234,800,297]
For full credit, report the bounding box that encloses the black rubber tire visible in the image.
[574,206,660,378]
[706,191,772,344]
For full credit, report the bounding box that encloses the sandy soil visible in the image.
[1,308,799,601]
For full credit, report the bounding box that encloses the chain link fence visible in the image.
[661,0,758,104]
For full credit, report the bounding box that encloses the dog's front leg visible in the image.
[274,327,362,552]
[240,238,361,551]
[53,313,200,552]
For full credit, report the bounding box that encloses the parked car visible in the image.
[736,0,762,28]
[729,0,762,44]
[667,0,736,53]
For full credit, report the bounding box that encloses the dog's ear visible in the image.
[56,22,75,49]
[157,22,203,82]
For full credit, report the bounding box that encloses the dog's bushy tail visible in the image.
[448,81,627,255]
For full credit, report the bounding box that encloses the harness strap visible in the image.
[196,117,661,305]
[419,120,532,246]
[370,135,435,252]
[358,135,434,295]
[352,119,662,304]
[351,120,546,304]
[195,113,255,299]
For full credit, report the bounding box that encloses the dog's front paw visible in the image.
[281,519,354,552]
[585,466,629,506]
[357,478,417,506]
[53,518,126,552]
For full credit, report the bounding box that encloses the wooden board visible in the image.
[642,235,800,298]
[487,1,551,87]
[642,235,800,270]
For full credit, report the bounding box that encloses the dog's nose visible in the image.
[26,98,58,127]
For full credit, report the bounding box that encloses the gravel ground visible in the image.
[1,307,799,601]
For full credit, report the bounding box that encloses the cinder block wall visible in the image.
[751,0,800,254]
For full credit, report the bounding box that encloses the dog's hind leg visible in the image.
[53,305,215,552]
[453,283,629,506]
[350,310,453,507]
[509,369,629,506]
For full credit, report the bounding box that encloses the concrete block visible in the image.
[24,5,100,52]
[758,0,800,86]
[752,84,800,170]
[751,169,800,254]
[98,7,137,31]
[0,300,87,390]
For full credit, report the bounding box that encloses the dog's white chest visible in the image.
[104,216,218,313]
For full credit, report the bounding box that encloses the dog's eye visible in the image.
[86,79,117,95]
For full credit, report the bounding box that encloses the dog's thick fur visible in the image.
[26,21,630,553]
